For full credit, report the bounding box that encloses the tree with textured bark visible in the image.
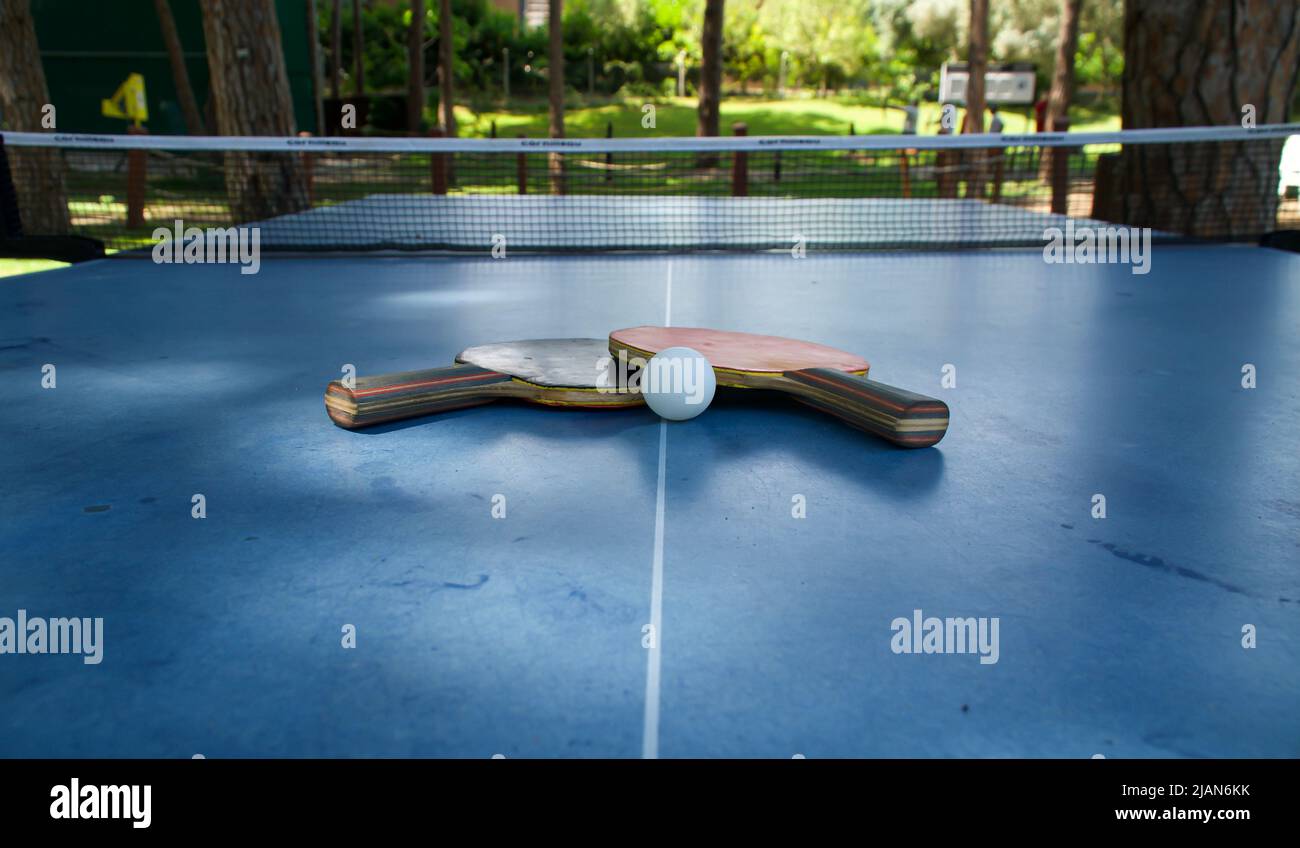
[438,0,456,137]
[153,0,206,134]
[1045,0,1082,132]
[199,0,308,222]
[330,0,342,99]
[1039,0,1082,182]
[697,0,724,139]
[305,0,324,135]
[961,0,989,199]
[965,0,988,133]
[437,0,456,183]
[352,0,365,96]
[407,0,424,133]
[0,0,69,234]
[1110,0,1300,237]
[548,0,565,194]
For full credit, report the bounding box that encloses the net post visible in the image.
[1050,115,1070,215]
[899,147,912,199]
[297,131,315,206]
[731,122,748,197]
[126,125,147,229]
[429,126,448,195]
[516,134,528,195]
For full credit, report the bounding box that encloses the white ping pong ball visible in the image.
[640,346,716,421]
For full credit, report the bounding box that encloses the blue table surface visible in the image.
[1,246,1297,758]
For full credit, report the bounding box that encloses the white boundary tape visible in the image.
[3,123,1298,154]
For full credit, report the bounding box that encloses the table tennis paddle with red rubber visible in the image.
[608,326,948,447]
[326,338,640,429]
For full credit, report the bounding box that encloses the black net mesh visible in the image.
[1,126,1297,255]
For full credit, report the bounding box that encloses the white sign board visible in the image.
[940,64,1036,105]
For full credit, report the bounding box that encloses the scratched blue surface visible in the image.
[1,246,1297,758]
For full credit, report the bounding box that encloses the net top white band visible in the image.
[3,123,1297,154]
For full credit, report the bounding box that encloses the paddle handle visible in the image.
[784,368,949,448]
[325,363,512,429]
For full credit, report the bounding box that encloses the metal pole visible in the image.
[503,47,510,101]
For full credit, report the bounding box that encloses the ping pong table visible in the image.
[3,232,1297,759]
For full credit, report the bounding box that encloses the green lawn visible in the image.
[0,258,69,279]
[456,94,1121,139]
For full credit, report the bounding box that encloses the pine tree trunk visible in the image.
[154,0,207,134]
[1114,0,1300,236]
[965,0,988,133]
[407,0,424,133]
[1039,0,1082,182]
[330,0,342,99]
[548,0,565,194]
[438,0,456,136]
[963,0,990,198]
[437,0,456,184]
[351,0,364,96]
[1046,0,1082,131]
[696,0,724,138]
[0,0,70,235]
[199,0,309,222]
[305,0,324,135]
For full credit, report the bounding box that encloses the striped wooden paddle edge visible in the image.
[326,365,642,429]
[783,369,949,447]
[609,339,871,388]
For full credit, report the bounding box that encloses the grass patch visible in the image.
[0,258,69,279]
[456,95,1120,139]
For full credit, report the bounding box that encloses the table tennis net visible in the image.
[1,125,1297,256]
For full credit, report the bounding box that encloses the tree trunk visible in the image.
[199,0,309,222]
[1046,0,1082,132]
[0,0,69,234]
[965,0,988,133]
[305,0,324,135]
[1039,0,1082,182]
[330,0,342,99]
[438,0,456,136]
[696,0,724,138]
[153,0,207,134]
[407,0,424,133]
[548,0,565,194]
[352,0,364,96]
[962,0,990,199]
[1115,0,1300,237]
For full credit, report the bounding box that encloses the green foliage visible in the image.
[319,0,1125,122]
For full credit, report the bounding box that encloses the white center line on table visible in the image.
[641,259,672,759]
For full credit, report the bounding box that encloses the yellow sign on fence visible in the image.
[101,73,148,124]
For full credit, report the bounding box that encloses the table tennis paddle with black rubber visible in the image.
[326,338,640,429]
[608,326,948,447]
